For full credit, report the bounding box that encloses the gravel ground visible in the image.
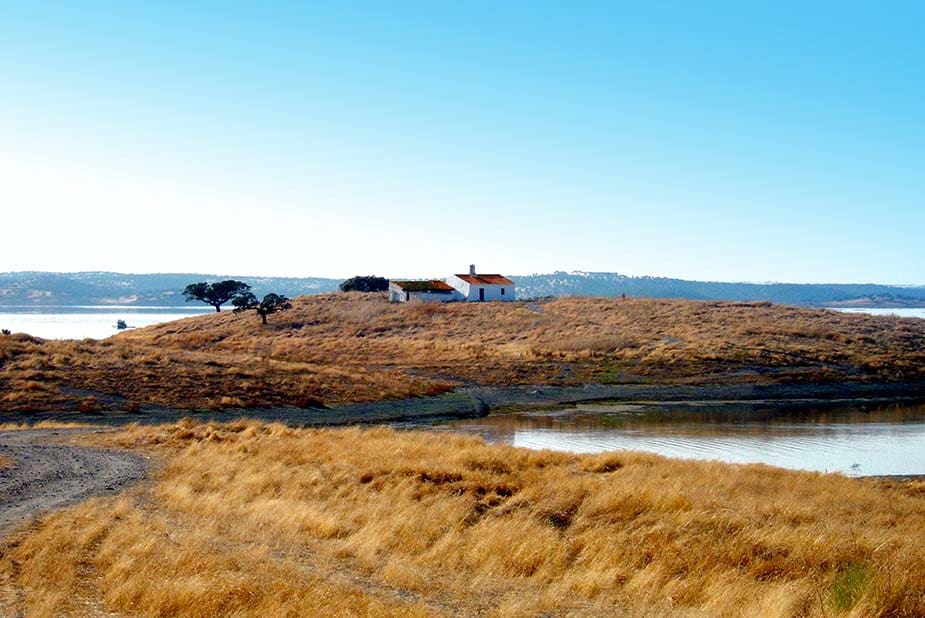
[0,429,148,535]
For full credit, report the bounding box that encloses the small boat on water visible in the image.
[115,319,135,330]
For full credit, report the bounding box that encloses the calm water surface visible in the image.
[449,401,925,476]
[832,307,925,319]
[0,306,212,339]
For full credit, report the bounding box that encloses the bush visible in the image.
[339,276,389,293]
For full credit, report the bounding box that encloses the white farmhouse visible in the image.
[389,266,515,303]
[446,265,515,302]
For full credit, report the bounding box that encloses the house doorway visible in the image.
[479,288,485,302]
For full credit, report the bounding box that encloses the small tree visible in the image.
[183,280,251,312]
[339,275,389,293]
[233,292,292,324]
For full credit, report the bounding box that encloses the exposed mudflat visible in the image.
[3,381,925,429]
[0,429,148,535]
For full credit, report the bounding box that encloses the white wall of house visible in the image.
[474,284,514,302]
[445,275,470,301]
[408,290,454,303]
[388,283,405,303]
[444,275,515,302]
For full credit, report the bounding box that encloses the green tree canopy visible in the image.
[183,280,251,312]
[232,292,292,324]
[339,275,389,293]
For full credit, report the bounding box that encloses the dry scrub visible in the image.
[2,294,924,412]
[2,420,925,616]
[0,454,12,470]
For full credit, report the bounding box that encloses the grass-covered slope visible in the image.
[1,294,924,412]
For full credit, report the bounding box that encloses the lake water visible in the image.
[0,306,212,340]
[449,400,925,476]
[832,307,925,319]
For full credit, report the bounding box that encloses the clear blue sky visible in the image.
[2,2,922,283]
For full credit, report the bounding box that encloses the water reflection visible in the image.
[449,400,925,476]
[0,306,212,340]
[833,307,925,319]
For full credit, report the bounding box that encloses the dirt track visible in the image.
[0,429,148,535]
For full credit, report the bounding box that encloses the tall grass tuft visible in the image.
[827,563,874,614]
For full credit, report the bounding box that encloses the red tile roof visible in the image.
[390,280,455,292]
[454,274,514,285]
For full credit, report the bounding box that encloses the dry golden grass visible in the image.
[3,420,925,616]
[1,294,924,411]
[0,454,12,470]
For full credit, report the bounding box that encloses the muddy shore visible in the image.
[3,380,925,427]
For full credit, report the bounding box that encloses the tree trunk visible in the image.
[214,305,222,312]
[260,313,268,325]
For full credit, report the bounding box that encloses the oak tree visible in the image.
[183,280,251,312]
[232,292,292,324]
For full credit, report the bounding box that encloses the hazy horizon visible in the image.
[2,3,922,284]
[2,268,923,288]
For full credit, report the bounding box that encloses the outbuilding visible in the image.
[389,280,456,303]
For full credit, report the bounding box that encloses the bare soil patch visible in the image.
[0,429,148,535]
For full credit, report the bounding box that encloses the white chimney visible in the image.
[469,264,476,276]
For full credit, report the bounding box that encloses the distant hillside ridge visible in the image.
[0,270,923,307]
[0,272,341,306]
[512,271,925,307]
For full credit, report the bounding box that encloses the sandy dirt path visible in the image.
[0,429,148,535]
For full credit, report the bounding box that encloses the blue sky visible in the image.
[1,2,922,283]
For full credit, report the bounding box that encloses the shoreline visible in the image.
[3,379,925,427]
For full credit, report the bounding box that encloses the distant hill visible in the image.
[0,270,923,307]
[0,272,341,306]
[511,271,925,307]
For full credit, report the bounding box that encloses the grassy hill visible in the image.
[1,294,924,412]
